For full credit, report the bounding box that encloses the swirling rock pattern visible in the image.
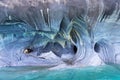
[0,0,119,67]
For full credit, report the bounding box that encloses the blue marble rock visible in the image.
[0,0,119,68]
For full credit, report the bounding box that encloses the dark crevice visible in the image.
[73,45,77,54]
[94,43,100,53]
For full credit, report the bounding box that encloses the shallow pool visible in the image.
[0,65,120,80]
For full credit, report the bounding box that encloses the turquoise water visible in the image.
[0,65,120,80]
